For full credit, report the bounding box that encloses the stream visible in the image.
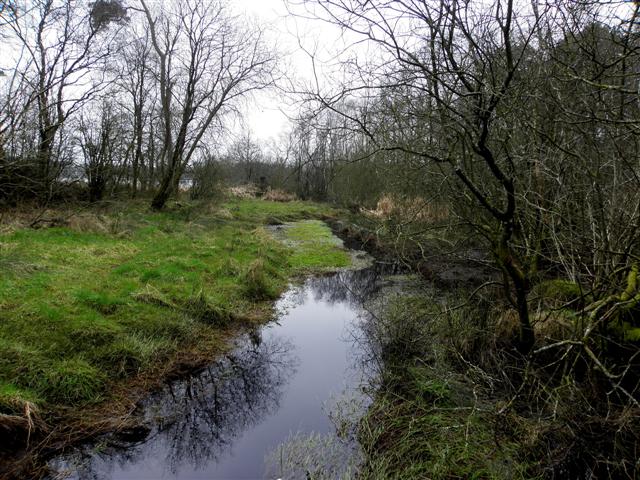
[49,255,404,479]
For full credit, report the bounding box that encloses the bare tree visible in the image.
[115,25,153,197]
[76,101,127,202]
[138,0,278,210]
[6,0,125,198]
[294,0,542,350]
[291,0,640,357]
[227,132,262,184]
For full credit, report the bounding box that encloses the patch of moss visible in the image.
[622,323,640,342]
[533,279,584,307]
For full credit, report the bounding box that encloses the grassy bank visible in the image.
[356,291,535,479]
[0,198,349,433]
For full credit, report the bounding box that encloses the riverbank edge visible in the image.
[0,201,353,480]
[324,216,539,478]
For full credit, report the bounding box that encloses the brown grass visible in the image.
[0,400,47,453]
[262,189,297,202]
[532,310,574,341]
[492,307,575,348]
[364,194,449,223]
[0,204,115,235]
[228,184,260,199]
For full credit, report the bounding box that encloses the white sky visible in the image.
[233,0,296,142]
[233,0,640,145]
[0,0,341,148]
[231,0,347,145]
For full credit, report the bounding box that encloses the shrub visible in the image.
[189,158,223,200]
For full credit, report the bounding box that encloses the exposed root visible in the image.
[0,401,47,452]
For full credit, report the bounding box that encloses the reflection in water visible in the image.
[50,260,405,479]
[286,265,392,309]
[55,336,297,479]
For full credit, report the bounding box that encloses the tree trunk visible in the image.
[151,172,173,210]
[497,235,534,353]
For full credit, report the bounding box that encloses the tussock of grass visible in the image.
[30,358,106,405]
[0,198,343,419]
[361,364,532,479]
[0,383,40,416]
[75,289,125,315]
[361,370,531,480]
[183,291,232,326]
[241,259,280,301]
[0,383,45,450]
[97,334,174,378]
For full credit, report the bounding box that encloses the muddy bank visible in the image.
[326,218,497,289]
[0,318,266,480]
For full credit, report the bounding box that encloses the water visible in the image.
[50,264,396,479]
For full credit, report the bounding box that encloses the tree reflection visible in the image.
[59,334,297,479]
[308,268,384,305]
[282,263,397,311]
[51,263,405,480]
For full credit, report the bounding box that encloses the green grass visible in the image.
[0,198,349,414]
[359,368,533,480]
[276,220,351,270]
[357,293,536,479]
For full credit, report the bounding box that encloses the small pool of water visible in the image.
[50,263,401,479]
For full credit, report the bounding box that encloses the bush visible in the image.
[189,158,223,200]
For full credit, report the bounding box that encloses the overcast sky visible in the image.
[3,0,636,150]
[231,0,347,145]
[233,0,639,145]
[228,0,300,145]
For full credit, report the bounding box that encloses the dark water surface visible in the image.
[51,265,392,479]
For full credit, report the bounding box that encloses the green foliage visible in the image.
[360,368,532,480]
[183,291,232,325]
[96,334,174,378]
[0,383,39,415]
[622,323,640,342]
[30,358,106,405]
[240,259,280,301]
[75,289,126,315]
[359,293,534,479]
[227,198,333,226]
